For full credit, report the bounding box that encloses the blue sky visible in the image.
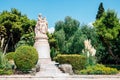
[0,0,120,28]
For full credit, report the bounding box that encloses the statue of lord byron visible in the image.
[35,14,48,39]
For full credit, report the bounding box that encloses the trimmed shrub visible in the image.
[5,52,15,60]
[79,64,119,75]
[14,45,38,72]
[54,54,86,71]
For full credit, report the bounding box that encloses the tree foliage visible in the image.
[0,8,36,53]
[54,16,100,54]
[94,10,120,64]
[81,25,106,62]
[96,2,105,20]
[94,10,120,40]
[15,32,35,49]
[54,16,82,54]
[55,16,80,40]
[54,29,65,52]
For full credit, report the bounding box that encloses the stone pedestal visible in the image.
[34,39,50,60]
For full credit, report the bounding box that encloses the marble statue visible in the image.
[35,14,48,39]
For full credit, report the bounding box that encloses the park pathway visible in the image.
[0,59,120,80]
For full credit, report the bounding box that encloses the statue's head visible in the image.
[38,13,42,17]
[38,13,42,21]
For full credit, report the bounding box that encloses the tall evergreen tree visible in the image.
[94,10,120,63]
[96,2,105,19]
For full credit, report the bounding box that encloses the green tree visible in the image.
[54,29,65,53]
[55,16,80,40]
[110,31,120,64]
[64,16,80,40]
[54,16,81,54]
[93,10,120,63]
[96,2,105,19]
[68,29,87,53]
[0,8,36,53]
[81,25,98,45]
[55,21,64,31]
[47,33,57,49]
[11,8,21,16]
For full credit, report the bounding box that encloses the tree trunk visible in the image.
[1,38,5,48]
[3,35,11,54]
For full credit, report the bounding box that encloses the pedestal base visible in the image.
[34,39,50,59]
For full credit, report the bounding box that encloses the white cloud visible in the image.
[87,21,94,27]
[48,27,55,33]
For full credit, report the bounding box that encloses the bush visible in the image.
[0,69,13,75]
[14,45,38,72]
[0,52,12,69]
[106,65,120,70]
[85,55,96,67]
[79,64,119,75]
[82,53,96,68]
[5,52,15,60]
[54,54,86,71]
[0,52,13,75]
[50,47,57,60]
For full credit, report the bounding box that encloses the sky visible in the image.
[0,0,120,31]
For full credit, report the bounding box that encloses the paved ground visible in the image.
[0,74,120,80]
[0,59,120,80]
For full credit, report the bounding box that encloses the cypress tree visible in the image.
[96,2,105,19]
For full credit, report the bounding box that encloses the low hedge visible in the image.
[54,54,86,71]
[79,64,119,75]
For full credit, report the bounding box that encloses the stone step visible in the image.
[35,59,69,77]
[35,72,69,77]
[40,66,63,73]
[40,69,62,73]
